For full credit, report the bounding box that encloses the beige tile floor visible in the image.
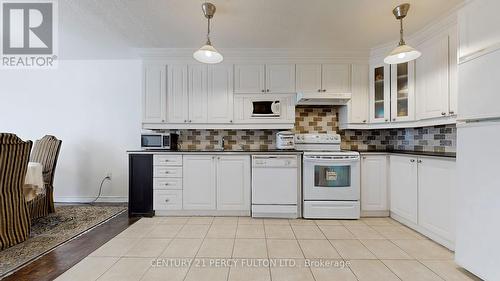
[55,217,481,281]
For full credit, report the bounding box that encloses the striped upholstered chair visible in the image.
[28,135,62,218]
[0,133,32,250]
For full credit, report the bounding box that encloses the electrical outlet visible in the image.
[106,173,112,180]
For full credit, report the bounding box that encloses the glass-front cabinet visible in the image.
[369,63,390,123]
[369,60,415,124]
[390,61,415,122]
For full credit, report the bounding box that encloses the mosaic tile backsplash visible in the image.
[163,106,456,153]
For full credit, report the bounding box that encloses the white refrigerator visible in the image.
[455,47,500,280]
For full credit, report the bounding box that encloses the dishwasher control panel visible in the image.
[252,155,298,168]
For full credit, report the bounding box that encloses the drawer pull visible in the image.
[164,183,169,186]
[165,199,170,202]
[165,171,170,174]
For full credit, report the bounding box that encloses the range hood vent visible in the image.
[296,93,351,106]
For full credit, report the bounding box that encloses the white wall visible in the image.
[0,60,142,202]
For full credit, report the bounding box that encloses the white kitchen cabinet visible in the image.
[234,64,295,94]
[188,65,208,123]
[216,155,250,211]
[143,64,167,123]
[234,64,265,94]
[322,64,351,93]
[418,157,456,247]
[361,154,388,215]
[369,62,391,123]
[295,64,322,93]
[339,64,369,125]
[265,64,295,93]
[182,155,217,210]
[167,64,189,123]
[390,155,418,224]
[207,64,234,123]
[390,61,415,122]
[416,32,450,120]
[295,63,351,94]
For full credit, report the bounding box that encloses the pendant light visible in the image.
[384,3,421,64]
[193,2,223,64]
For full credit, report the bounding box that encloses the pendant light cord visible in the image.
[399,18,405,46]
[206,17,212,45]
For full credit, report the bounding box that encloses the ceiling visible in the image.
[61,0,464,52]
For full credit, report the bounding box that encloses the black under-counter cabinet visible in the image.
[128,154,154,217]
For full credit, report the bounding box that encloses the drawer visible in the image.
[154,155,182,166]
[154,166,183,178]
[154,190,182,210]
[154,178,183,190]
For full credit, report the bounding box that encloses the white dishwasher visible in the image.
[251,155,300,218]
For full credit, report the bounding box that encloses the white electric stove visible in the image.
[295,133,360,219]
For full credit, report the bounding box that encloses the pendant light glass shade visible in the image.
[193,43,223,64]
[193,2,223,64]
[384,3,421,65]
[384,43,421,64]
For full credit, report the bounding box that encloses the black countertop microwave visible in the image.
[141,133,179,150]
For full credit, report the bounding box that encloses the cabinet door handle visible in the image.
[449,111,455,115]
[164,171,169,174]
[417,160,422,163]
[441,112,447,116]
[410,159,415,163]
[261,90,265,93]
[322,89,327,92]
[363,120,367,123]
[317,89,321,92]
[392,118,396,121]
[385,119,389,122]
[266,89,270,92]
[362,156,366,159]
[165,199,170,202]
[184,120,187,123]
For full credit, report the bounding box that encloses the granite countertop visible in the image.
[354,149,456,158]
[127,149,303,154]
[127,149,455,158]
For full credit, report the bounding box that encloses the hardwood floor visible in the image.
[3,212,139,281]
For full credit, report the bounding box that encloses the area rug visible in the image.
[0,204,126,278]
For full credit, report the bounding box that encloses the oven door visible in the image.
[303,155,360,201]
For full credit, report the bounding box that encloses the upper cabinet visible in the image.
[322,64,351,93]
[234,64,265,93]
[368,60,415,124]
[208,64,234,123]
[369,63,391,123]
[296,63,351,93]
[167,64,189,123]
[390,61,415,122]
[142,64,167,123]
[338,64,369,125]
[234,64,295,94]
[416,27,458,120]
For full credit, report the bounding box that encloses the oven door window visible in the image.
[314,165,351,187]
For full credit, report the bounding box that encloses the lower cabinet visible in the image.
[149,154,251,212]
[360,154,388,216]
[389,155,456,249]
[417,158,456,247]
[182,155,217,210]
[390,155,418,225]
[216,155,251,211]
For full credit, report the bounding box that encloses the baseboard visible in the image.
[361,210,390,217]
[55,196,128,203]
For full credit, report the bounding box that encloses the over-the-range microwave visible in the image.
[141,133,179,150]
